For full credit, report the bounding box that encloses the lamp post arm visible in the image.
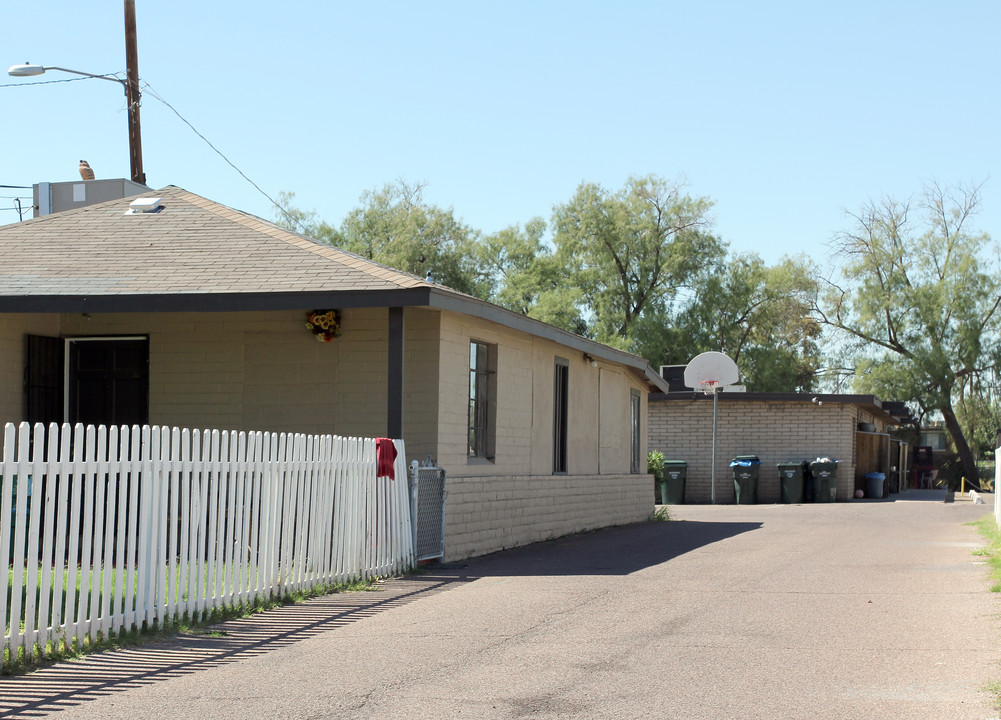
[40,66,129,91]
[6,3,146,184]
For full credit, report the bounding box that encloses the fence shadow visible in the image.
[0,518,756,717]
[0,572,471,719]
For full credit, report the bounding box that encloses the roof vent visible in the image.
[126,197,163,214]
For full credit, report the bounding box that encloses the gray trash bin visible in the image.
[730,456,760,504]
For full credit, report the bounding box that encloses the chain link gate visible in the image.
[409,459,446,562]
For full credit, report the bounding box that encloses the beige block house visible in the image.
[648,392,913,503]
[0,185,668,561]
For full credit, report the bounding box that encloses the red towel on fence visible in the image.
[376,438,397,480]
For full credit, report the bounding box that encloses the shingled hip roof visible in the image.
[0,185,429,300]
[0,185,670,391]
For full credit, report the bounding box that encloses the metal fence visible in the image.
[409,460,446,562]
[1,422,413,667]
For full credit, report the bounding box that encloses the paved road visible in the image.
[2,490,999,719]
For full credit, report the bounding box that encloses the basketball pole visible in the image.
[711,387,718,504]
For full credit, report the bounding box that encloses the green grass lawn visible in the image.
[3,562,383,674]
[968,513,1001,710]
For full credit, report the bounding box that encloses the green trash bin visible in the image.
[777,462,804,504]
[663,460,687,504]
[730,456,760,504]
[810,459,838,502]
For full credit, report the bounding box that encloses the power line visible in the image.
[140,81,305,233]
[0,74,110,89]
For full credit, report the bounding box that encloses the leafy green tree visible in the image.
[955,375,1001,459]
[477,219,586,335]
[336,181,486,296]
[275,182,486,297]
[273,191,336,239]
[552,175,718,344]
[633,254,820,391]
[816,182,1001,486]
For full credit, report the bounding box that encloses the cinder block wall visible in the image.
[0,314,59,422]
[443,473,651,561]
[649,398,858,503]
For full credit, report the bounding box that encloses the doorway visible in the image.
[66,337,149,426]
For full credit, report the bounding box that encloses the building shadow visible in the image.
[438,518,762,578]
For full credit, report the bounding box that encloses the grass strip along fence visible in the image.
[1,422,413,670]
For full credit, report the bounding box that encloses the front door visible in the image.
[68,337,149,426]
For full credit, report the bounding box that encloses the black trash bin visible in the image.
[730,456,760,504]
[810,459,838,502]
[663,460,687,504]
[777,462,804,504]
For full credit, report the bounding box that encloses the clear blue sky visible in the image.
[2,2,998,266]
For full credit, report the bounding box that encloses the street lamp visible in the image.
[8,63,146,185]
[8,2,147,185]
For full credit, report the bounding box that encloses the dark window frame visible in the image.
[66,335,150,427]
[553,357,569,474]
[630,389,641,473]
[24,334,65,426]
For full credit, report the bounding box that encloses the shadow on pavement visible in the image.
[0,518,757,717]
[443,518,762,578]
[0,573,469,719]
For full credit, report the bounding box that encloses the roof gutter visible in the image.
[0,285,671,393]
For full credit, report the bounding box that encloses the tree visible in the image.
[336,181,486,297]
[477,219,587,335]
[954,370,1001,459]
[552,176,718,344]
[275,182,486,297]
[816,181,1001,486]
[273,191,335,239]
[632,254,821,391]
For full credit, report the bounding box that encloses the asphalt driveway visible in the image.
[2,490,999,719]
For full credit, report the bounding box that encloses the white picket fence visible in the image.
[1,422,413,667]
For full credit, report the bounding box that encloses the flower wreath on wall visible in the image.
[305,309,342,342]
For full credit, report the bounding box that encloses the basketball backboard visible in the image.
[683,352,739,391]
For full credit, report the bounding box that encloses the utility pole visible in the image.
[123,0,146,185]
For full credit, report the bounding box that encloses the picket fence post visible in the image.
[1,422,413,670]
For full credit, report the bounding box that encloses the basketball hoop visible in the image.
[684,352,739,505]
[698,379,720,396]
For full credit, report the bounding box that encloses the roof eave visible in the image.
[426,288,670,392]
[0,287,433,314]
